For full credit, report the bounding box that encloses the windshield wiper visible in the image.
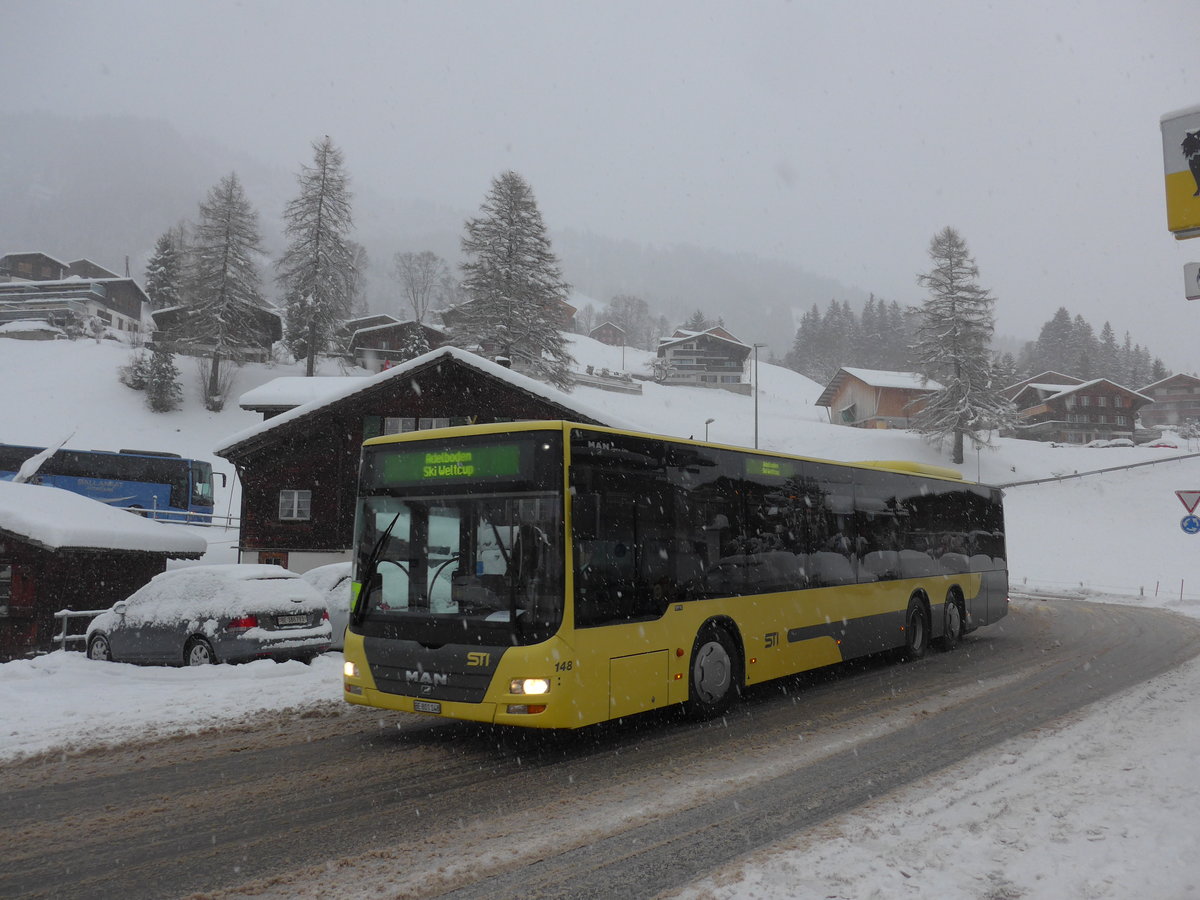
[351,511,401,628]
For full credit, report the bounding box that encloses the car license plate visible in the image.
[276,614,308,626]
[413,700,442,714]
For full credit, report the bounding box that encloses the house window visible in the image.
[1098,396,1108,407]
[1081,396,1092,406]
[383,417,417,434]
[258,552,289,568]
[0,563,10,617]
[1113,397,1125,408]
[279,489,312,521]
[1117,416,1128,425]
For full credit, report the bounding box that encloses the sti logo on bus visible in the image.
[405,670,448,687]
[467,652,491,667]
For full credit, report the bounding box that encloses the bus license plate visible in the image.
[413,700,442,714]
[276,614,308,626]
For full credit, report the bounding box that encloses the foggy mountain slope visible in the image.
[1,111,872,355]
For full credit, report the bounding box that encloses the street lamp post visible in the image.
[752,343,767,449]
[705,417,715,441]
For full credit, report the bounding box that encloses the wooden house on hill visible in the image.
[1005,378,1151,443]
[348,320,448,371]
[589,321,626,347]
[815,368,941,428]
[1137,373,1200,428]
[215,347,623,572]
[655,327,751,394]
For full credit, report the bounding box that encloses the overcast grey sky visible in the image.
[4,0,1199,366]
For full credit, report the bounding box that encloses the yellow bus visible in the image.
[341,421,1008,728]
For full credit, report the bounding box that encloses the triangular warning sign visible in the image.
[1177,491,1200,513]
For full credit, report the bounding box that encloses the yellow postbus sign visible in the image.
[1162,104,1200,240]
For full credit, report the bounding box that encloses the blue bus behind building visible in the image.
[0,444,222,524]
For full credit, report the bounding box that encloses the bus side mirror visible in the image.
[217,472,228,488]
[113,601,127,617]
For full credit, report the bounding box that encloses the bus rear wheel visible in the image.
[684,624,740,719]
[937,594,964,651]
[902,598,929,660]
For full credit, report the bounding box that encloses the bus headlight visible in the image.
[344,661,359,678]
[510,677,550,695]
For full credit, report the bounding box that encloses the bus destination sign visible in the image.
[382,444,523,484]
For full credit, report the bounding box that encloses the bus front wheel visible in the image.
[684,624,740,719]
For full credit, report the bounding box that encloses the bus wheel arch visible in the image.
[936,588,964,651]
[902,592,931,660]
[683,618,743,719]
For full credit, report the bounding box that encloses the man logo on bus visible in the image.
[405,670,449,687]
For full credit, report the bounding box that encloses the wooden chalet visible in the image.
[1005,378,1151,443]
[815,368,941,428]
[215,347,620,573]
[0,252,69,282]
[1137,373,1200,428]
[438,297,577,370]
[0,481,206,661]
[349,320,448,372]
[655,327,751,394]
[588,321,626,347]
[151,302,283,360]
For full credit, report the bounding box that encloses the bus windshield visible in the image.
[353,431,565,647]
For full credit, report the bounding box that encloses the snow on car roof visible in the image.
[0,481,207,556]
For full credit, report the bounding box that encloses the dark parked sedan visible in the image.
[86,564,332,665]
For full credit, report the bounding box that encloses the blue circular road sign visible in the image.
[1182,515,1200,534]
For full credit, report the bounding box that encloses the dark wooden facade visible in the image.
[217,350,613,571]
[1,541,176,661]
[1006,378,1151,443]
[588,321,626,346]
[1138,373,1200,428]
[349,321,447,371]
[0,252,68,281]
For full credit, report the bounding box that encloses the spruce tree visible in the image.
[145,345,183,412]
[453,170,575,390]
[144,231,184,310]
[178,172,266,410]
[912,227,1014,464]
[277,136,356,376]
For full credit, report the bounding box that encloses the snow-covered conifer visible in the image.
[144,231,184,310]
[176,172,266,410]
[144,345,183,412]
[912,227,1014,464]
[277,136,356,376]
[452,171,575,390]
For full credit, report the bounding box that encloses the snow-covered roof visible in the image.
[1139,372,1200,392]
[0,481,208,556]
[1014,377,1154,405]
[815,367,942,408]
[0,320,64,334]
[215,346,640,456]
[840,367,940,390]
[351,319,446,338]
[239,376,368,410]
[658,328,749,351]
[0,251,69,267]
